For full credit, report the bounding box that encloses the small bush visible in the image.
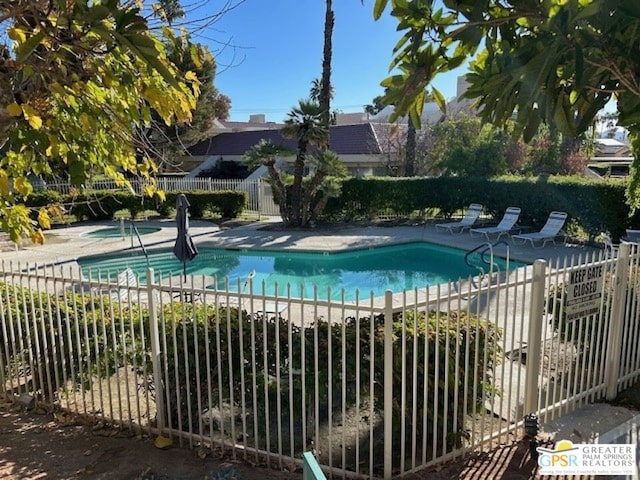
[154,304,501,464]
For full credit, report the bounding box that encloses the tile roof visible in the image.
[219,120,284,131]
[189,123,391,156]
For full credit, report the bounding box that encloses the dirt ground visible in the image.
[0,406,560,480]
[0,397,632,480]
[0,403,301,480]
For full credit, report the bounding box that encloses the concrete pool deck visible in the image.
[0,217,601,267]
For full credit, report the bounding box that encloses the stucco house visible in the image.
[185,122,404,178]
[589,138,633,177]
[176,77,474,178]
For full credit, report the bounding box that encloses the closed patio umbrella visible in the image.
[173,194,198,280]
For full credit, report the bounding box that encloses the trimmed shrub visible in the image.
[24,189,247,221]
[153,305,501,467]
[157,191,246,219]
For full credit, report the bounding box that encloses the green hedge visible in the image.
[26,176,638,240]
[63,190,147,221]
[154,190,246,219]
[26,189,246,221]
[323,176,640,240]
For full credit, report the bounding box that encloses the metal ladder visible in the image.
[130,220,150,268]
[464,240,510,276]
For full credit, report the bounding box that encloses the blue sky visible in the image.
[197,0,467,122]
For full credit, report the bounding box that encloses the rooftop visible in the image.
[189,123,396,157]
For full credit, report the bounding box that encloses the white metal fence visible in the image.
[1,244,640,478]
[44,177,281,217]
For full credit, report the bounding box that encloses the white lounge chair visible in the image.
[602,233,619,258]
[435,204,483,233]
[470,207,521,240]
[602,231,640,258]
[111,267,138,301]
[511,211,568,248]
[67,268,137,302]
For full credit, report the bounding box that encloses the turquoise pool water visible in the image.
[83,226,162,238]
[78,242,523,300]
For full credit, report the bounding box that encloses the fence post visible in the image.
[524,259,547,415]
[605,242,631,400]
[383,290,393,479]
[256,180,262,221]
[146,267,165,431]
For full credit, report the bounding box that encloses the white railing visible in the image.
[44,177,281,217]
[1,246,640,478]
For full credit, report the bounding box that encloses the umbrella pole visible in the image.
[183,261,187,281]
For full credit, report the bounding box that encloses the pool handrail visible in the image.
[130,220,150,268]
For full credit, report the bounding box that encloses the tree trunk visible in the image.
[306,170,329,223]
[290,137,308,226]
[320,0,334,136]
[266,164,290,224]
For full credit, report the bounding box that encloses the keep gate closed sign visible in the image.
[565,265,605,321]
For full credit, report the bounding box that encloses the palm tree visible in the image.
[244,99,346,227]
[282,100,328,226]
[320,0,334,131]
[243,139,292,221]
[310,77,335,104]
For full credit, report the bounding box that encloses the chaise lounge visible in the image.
[435,203,483,234]
[511,211,568,247]
[470,206,521,240]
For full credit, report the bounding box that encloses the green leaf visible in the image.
[114,32,177,86]
[68,153,86,186]
[414,89,426,116]
[432,87,446,112]
[392,32,411,55]
[576,96,608,133]
[451,24,483,50]
[554,95,577,136]
[446,54,467,70]
[408,104,421,129]
[380,75,407,88]
[86,5,112,23]
[523,113,541,143]
[373,0,389,20]
[16,31,45,62]
[189,43,203,69]
[618,109,640,127]
[569,90,579,105]
[125,32,157,50]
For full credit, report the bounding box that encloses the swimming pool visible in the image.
[78,242,523,300]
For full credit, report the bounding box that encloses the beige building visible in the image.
[185,122,404,178]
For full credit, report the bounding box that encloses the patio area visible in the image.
[1,217,600,269]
